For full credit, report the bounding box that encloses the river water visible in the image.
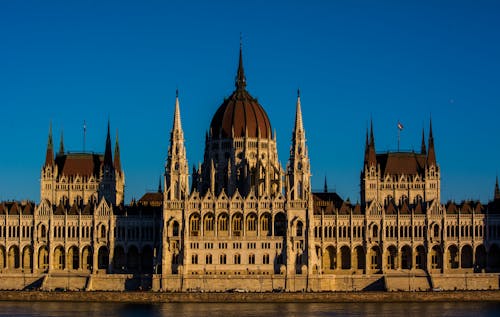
[0,301,499,317]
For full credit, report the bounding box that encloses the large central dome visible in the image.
[209,48,272,139]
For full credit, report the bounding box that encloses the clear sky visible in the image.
[1,1,499,204]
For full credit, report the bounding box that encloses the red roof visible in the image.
[56,153,103,177]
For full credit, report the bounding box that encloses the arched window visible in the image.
[204,214,214,232]
[373,225,378,238]
[190,214,201,236]
[232,214,243,237]
[173,221,179,236]
[101,225,106,239]
[296,221,303,237]
[247,214,257,232]
[434,225,440,238]
[218,214,228,232]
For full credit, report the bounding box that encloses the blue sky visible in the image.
[1,1,499,203]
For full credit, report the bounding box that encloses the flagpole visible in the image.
[398,128,400,152]
[83,120,86,152]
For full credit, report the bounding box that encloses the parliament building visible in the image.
[1,48,500,292]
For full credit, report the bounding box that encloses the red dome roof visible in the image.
[209,47,272,139]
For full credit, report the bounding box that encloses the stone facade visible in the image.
[1,48,500,292]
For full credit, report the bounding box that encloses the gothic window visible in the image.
[204,214,215,232]
[220,254,227,264]
[434,225,440,238]
[234,254,241,264]
[372,225,378,238]
[232,214,243,237]
[172,221,179,236]
[191,254,198,264]
[206,254,212,265]
[263,254,270,264]
[218,214,228,232]
[296,221,303,237]
[101,225,106,239]
[261,214,271,236]
[247,214,257,232]
[190,214,201,236]
[249,254,255,264]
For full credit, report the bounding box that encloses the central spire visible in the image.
[235,37,246,90]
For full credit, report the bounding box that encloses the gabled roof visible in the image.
[377,152,426,176]
[55,153,103,178]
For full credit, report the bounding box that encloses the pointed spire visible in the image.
[158,175,162,193]
[104,120,113,167]
[44,122,55,167]
[367,119,377,166]
[420,128,426,155]
[294,88,304,133]
[495,176,500,200]
[172,89,183,132]
[324,175,328,193]
[114,129,122,172]
[235,36,246,90]
[427,118,436,166]
[59,130,65,155]
[369,118,375,147]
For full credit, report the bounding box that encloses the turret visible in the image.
[287,89,310,200]
[165,90,189,200]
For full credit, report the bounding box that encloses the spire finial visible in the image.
[114,128,122,172]
[104,120,113,167]
[44,122,55,167]
[173,89,183,131]
[236,35,246,90]
[59,129,65,155]
[324,175,328,193]
[158,175,162,193]
[421,127,426,155]
[294,89,304,133]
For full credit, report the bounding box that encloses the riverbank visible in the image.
[1,290,500,303]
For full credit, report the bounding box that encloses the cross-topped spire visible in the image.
[235,37,246,90]
[59,130,65,155]
[44,122,54,167]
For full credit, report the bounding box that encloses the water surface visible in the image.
[0,301,499,317]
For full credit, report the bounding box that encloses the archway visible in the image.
[0,245,5,269]
[475,245,486,272]
[189,213,201,237]
[231,213,243,237]
[22,246,32,270]
[488,244,500,270]
[387,245,397,270]
[82,246,92,271]
[53,246,65,270]
[340,246,351,270]
[260,213,272,236]
[141,246,154,274]
[461,245,473,269]
[401,245,412,269]
[355,246,365,270]
[67,246,79,270]
[431,245,442,270]
[38,246,49,271]
[369,246,381,272]
[127,246,140,273]
[97,246,109,270]
[113,246,126,272]
[447,245,459,269]
[322,246,336,272]
[274,213,286,236]
[415,245,426,269]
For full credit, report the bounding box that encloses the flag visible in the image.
[397,122,403,130]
